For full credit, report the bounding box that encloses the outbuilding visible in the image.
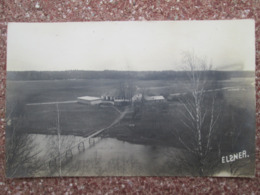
[144,95,165,103]
[114,98,130,106]
[132,93,143,102]
[77,96,102,105]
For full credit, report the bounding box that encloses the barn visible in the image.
[77,96,102,105]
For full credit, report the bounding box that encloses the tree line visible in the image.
[7,70,254,81]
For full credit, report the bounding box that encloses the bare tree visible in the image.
[118,79,135,100]
[46,103,76,176]
[175,52,220,176]
[56,103,62,176]
[5,101,42,177]
[6,129,42,177]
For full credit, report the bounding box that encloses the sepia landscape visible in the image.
[5,21,256,177]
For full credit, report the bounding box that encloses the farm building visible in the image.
[144,95,165,103]
[77,96,102,105]
[114,98,130,106]
[167,93,184,101]
[101,95,115,101]
[132,93,143,102]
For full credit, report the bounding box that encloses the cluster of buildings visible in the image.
[77,93,165,106]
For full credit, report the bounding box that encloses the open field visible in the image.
[24,104,119,135]
[6,79,123,136]
[6,77,254,104]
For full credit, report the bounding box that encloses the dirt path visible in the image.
[27,100,77,106]
[43,106,130,165]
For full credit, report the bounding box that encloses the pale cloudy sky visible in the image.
[7,20,255,71]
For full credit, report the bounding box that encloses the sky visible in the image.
[7,20,255,71]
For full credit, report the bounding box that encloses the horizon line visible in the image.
[6,70,255,72]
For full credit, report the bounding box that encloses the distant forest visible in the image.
[7,70,255,81]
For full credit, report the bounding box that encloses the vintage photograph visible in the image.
[5,20,255,177]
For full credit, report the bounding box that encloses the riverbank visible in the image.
[98,123,182,149]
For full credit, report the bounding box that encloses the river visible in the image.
[30,134,185,176]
